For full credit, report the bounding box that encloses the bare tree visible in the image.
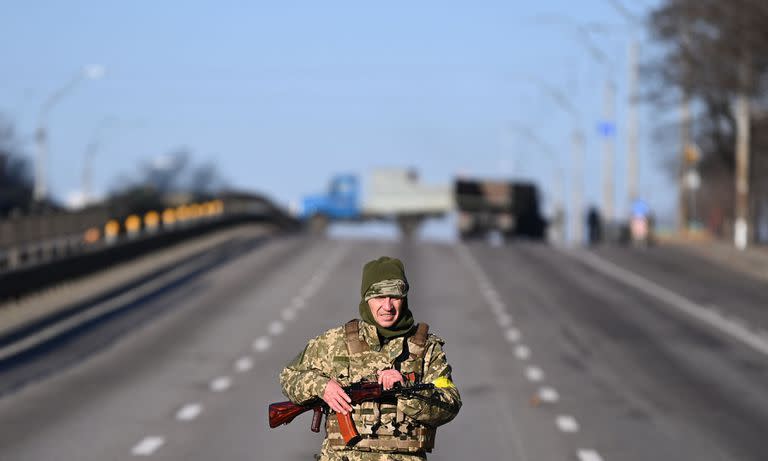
[0,116,34,216]
[108,148,226,215]
[647,0,768,239]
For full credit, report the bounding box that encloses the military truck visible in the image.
[454,178,546,241]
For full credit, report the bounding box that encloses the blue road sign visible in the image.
[597,121,616,137]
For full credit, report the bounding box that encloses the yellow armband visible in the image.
[432,376,456,389]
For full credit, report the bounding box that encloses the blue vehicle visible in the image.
[299,169,452,236]
[300,174,362,231]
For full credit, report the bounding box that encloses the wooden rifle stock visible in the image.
[268,400,319,429]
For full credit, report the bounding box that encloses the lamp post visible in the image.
[34,64,105,202]
[523,76,586,245]
[535,15,620,224]
[507,122,566,243]
[81,116,119,206]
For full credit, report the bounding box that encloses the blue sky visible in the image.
[1,0,672,237]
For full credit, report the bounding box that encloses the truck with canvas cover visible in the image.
[455,178,546,241]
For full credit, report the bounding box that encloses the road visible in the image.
[1,235,767,461]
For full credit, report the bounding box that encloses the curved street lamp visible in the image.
[34,64,106,202]
[507,121,567,243]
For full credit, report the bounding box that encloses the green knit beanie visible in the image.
[358,256,415,339]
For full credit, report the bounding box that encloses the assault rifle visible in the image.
[268,380,435,446]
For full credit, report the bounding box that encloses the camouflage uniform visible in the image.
[280,319,461,460]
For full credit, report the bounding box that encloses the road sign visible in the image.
[597,121,616,138]
[685,170,701,190]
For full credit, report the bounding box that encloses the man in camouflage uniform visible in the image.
[281,256,461,460]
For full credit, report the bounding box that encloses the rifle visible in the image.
[269,380,435,446]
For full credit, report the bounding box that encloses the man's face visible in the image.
[367,296,403,327]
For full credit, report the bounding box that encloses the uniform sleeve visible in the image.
[279,335,333,404]
[398,339,462,426]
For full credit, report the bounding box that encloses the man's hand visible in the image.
[322,380,353,415]
[377,369,404,390]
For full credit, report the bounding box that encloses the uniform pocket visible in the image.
[331,356,350,382]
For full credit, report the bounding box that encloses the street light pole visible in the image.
[627,40,640,203]
[519,75,586,245]
[602,80,616,221]
[572,130,585,245]
[508,122,566,243]
[34,64,105,202]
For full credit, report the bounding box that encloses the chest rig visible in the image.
[325,320,436,453]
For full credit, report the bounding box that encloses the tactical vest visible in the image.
[325,320,436,454]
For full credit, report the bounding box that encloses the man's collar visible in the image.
[359,320,381,349]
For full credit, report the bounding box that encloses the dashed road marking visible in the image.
[253,336,271,352]
[577,449,605,461]
[515,345,531,360]
[525,366,544,382]
[234,356,253,372]
[556,415,580,432]
[489,300,506,315]
[176,403,203,421]
[209,376,232,392]
[497,313,513,327]
[131,436,165,456]
[538,386,559,403]
[291,297,305,310]
[281,308,296,322]
[268,321,285,336]
[505,328,521,343]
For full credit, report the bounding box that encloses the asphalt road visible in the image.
[0,235,767,461]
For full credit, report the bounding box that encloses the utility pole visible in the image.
[734,53,751,250]
[678,94,691,234]
[602,81,615,221]
[627,40,640,203]
[571,130,585,245]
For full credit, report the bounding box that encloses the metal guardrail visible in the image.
[0,192,299,302]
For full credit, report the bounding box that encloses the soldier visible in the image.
[280,256,461,460]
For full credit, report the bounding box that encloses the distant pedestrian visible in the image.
[587,206,602,245]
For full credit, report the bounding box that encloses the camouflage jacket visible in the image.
[280,320,461,429]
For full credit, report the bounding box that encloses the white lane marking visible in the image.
[253,336,271,352]
[209,376,232,392]
[577,449,605,461]
[567,249,768,357]
[234,356,253,372]
[291,297,305,310]
[131,436,165,456]
[505,328,521,343]
[281,308,296,322]
[268,321,285,336]
[497,313,513,327]
[515,345,531,360]
[176,403,203,421]
[525,366,544,382]
[556,415,580,433]
[538,386,559,403]
[489,300,506,315]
